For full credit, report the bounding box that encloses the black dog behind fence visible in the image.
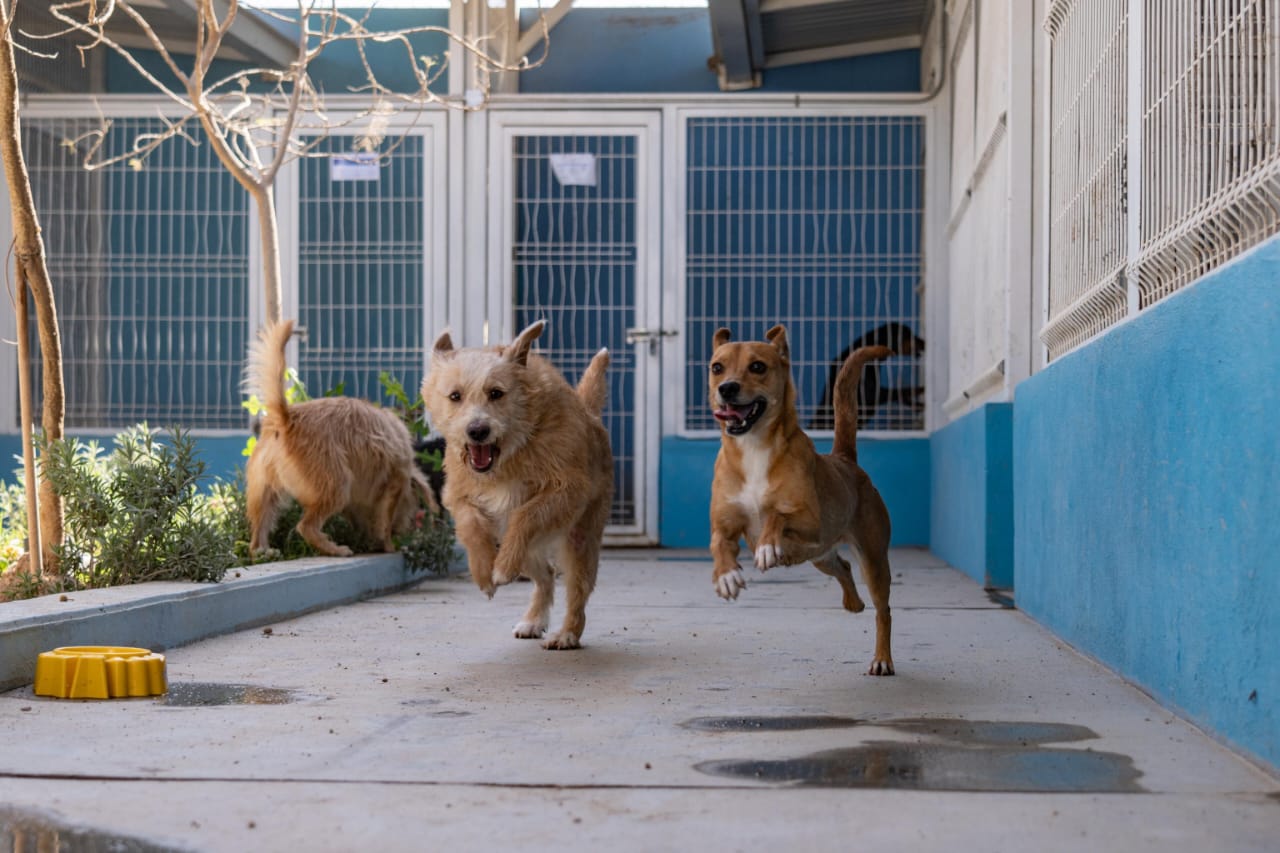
[810,322,926,431]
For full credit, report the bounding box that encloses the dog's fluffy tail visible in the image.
[245,319,295,429]
[831,345,894,462]
[577,347,610,417]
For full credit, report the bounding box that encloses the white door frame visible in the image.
[486,109,662,544]
[277,106,450,379]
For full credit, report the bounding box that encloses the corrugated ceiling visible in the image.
[708,0,935,89]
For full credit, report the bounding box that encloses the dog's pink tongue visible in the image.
[468,443,494,469]
[714,404,752,422]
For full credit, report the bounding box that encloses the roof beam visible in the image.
[707,0,761,90]
[173,0,295,69]
[517,0,574,61]
[764,33,922,68]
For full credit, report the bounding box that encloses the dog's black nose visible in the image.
[466,421,490,443]
[718,381,741,401]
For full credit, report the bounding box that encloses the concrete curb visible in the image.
[0,554,447,692]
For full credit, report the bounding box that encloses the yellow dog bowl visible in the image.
[34,646,167,699]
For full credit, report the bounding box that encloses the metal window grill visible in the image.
[296,135,426,404]
[1042,0,1130,360]
[511,134,638,528]
[1136,0,1280,306]
[683,115,927,433]
[21,116,250,430]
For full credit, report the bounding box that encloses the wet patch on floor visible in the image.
[159,682,296,706]
[683,715,859,732]
[0,807,181,852]
[692,717,1144,793]
[872,718,1096,746]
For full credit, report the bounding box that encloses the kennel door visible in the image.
[288,112,448,405]
[490,113,662,545]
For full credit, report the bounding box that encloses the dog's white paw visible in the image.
[754,543,781,571]
[715,569,747,600]
[512,620,546,639]
[867,658,896,676]
[542,631,580,650]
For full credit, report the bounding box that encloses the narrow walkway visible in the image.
[1,549,1277,851]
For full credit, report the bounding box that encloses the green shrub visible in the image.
[0,479,26,574]
[38,426,237,590]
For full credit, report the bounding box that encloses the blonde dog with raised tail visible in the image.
[244,319,436,558]
[421,320,612,650]
[708,324,897,675]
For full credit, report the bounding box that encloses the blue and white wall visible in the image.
[1011,239,1279,772]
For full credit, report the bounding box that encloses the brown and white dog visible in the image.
[244,320,436,557]
[421,320,612,650]
[708,325,897,675]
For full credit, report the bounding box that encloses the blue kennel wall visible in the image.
[1011,236,1280,772]
[929,402,1013,589]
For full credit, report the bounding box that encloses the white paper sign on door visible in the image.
[549,153,597,187]
[330,153,380,182]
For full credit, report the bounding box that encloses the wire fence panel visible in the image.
[22,116,250,430]
[511,134,639,528]
[295,135,427,405]
[1042,0,1130,360]
[1045,0,1279,359]
[1137,0,1280,306]
[683,115,927,433]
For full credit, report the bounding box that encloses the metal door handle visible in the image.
[625,327,678,354]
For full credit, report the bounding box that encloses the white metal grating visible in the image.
[511,134,640,528]
[296,134,428,403]
[1136,0,1280,306]
[683,115,927,433]
[1042,0,1130,360]
[21,115,250,430]
[1044,0,1280,359]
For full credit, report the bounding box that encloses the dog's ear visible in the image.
[432,330,455,360]
[504,320,546,366]
[712,328,732,350]
[766,325,790,362]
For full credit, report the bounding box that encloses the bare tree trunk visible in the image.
[0,3,65,569]
[251,183,284,326]
[14,265,41,578]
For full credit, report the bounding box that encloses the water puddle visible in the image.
[692,717,1144,793]
[0,807,182,852]
[159,682,296,706]
[683,715,859,732]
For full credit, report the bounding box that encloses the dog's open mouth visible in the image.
[713,399,766,436]
[466,443,500,473]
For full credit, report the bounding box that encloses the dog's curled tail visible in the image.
[577,347,610,417]
[245,319,295,429]
[832,345,894,462]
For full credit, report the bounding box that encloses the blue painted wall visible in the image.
[105,9,920,96]
[660,437,929,548]
[930,402,1013,589]
[518,9,920,93]
[1013,237,1280,772]
[106,9,453,95]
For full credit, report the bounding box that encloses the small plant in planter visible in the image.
[0,422,240,594]
[35,425,238,591]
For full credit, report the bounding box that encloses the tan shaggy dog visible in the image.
[244,320,435,557]
[708,325,897,675]
[421,320,612,650]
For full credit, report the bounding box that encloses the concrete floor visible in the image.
[1,548,1277,851]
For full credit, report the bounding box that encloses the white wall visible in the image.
[942,0,1036,418]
